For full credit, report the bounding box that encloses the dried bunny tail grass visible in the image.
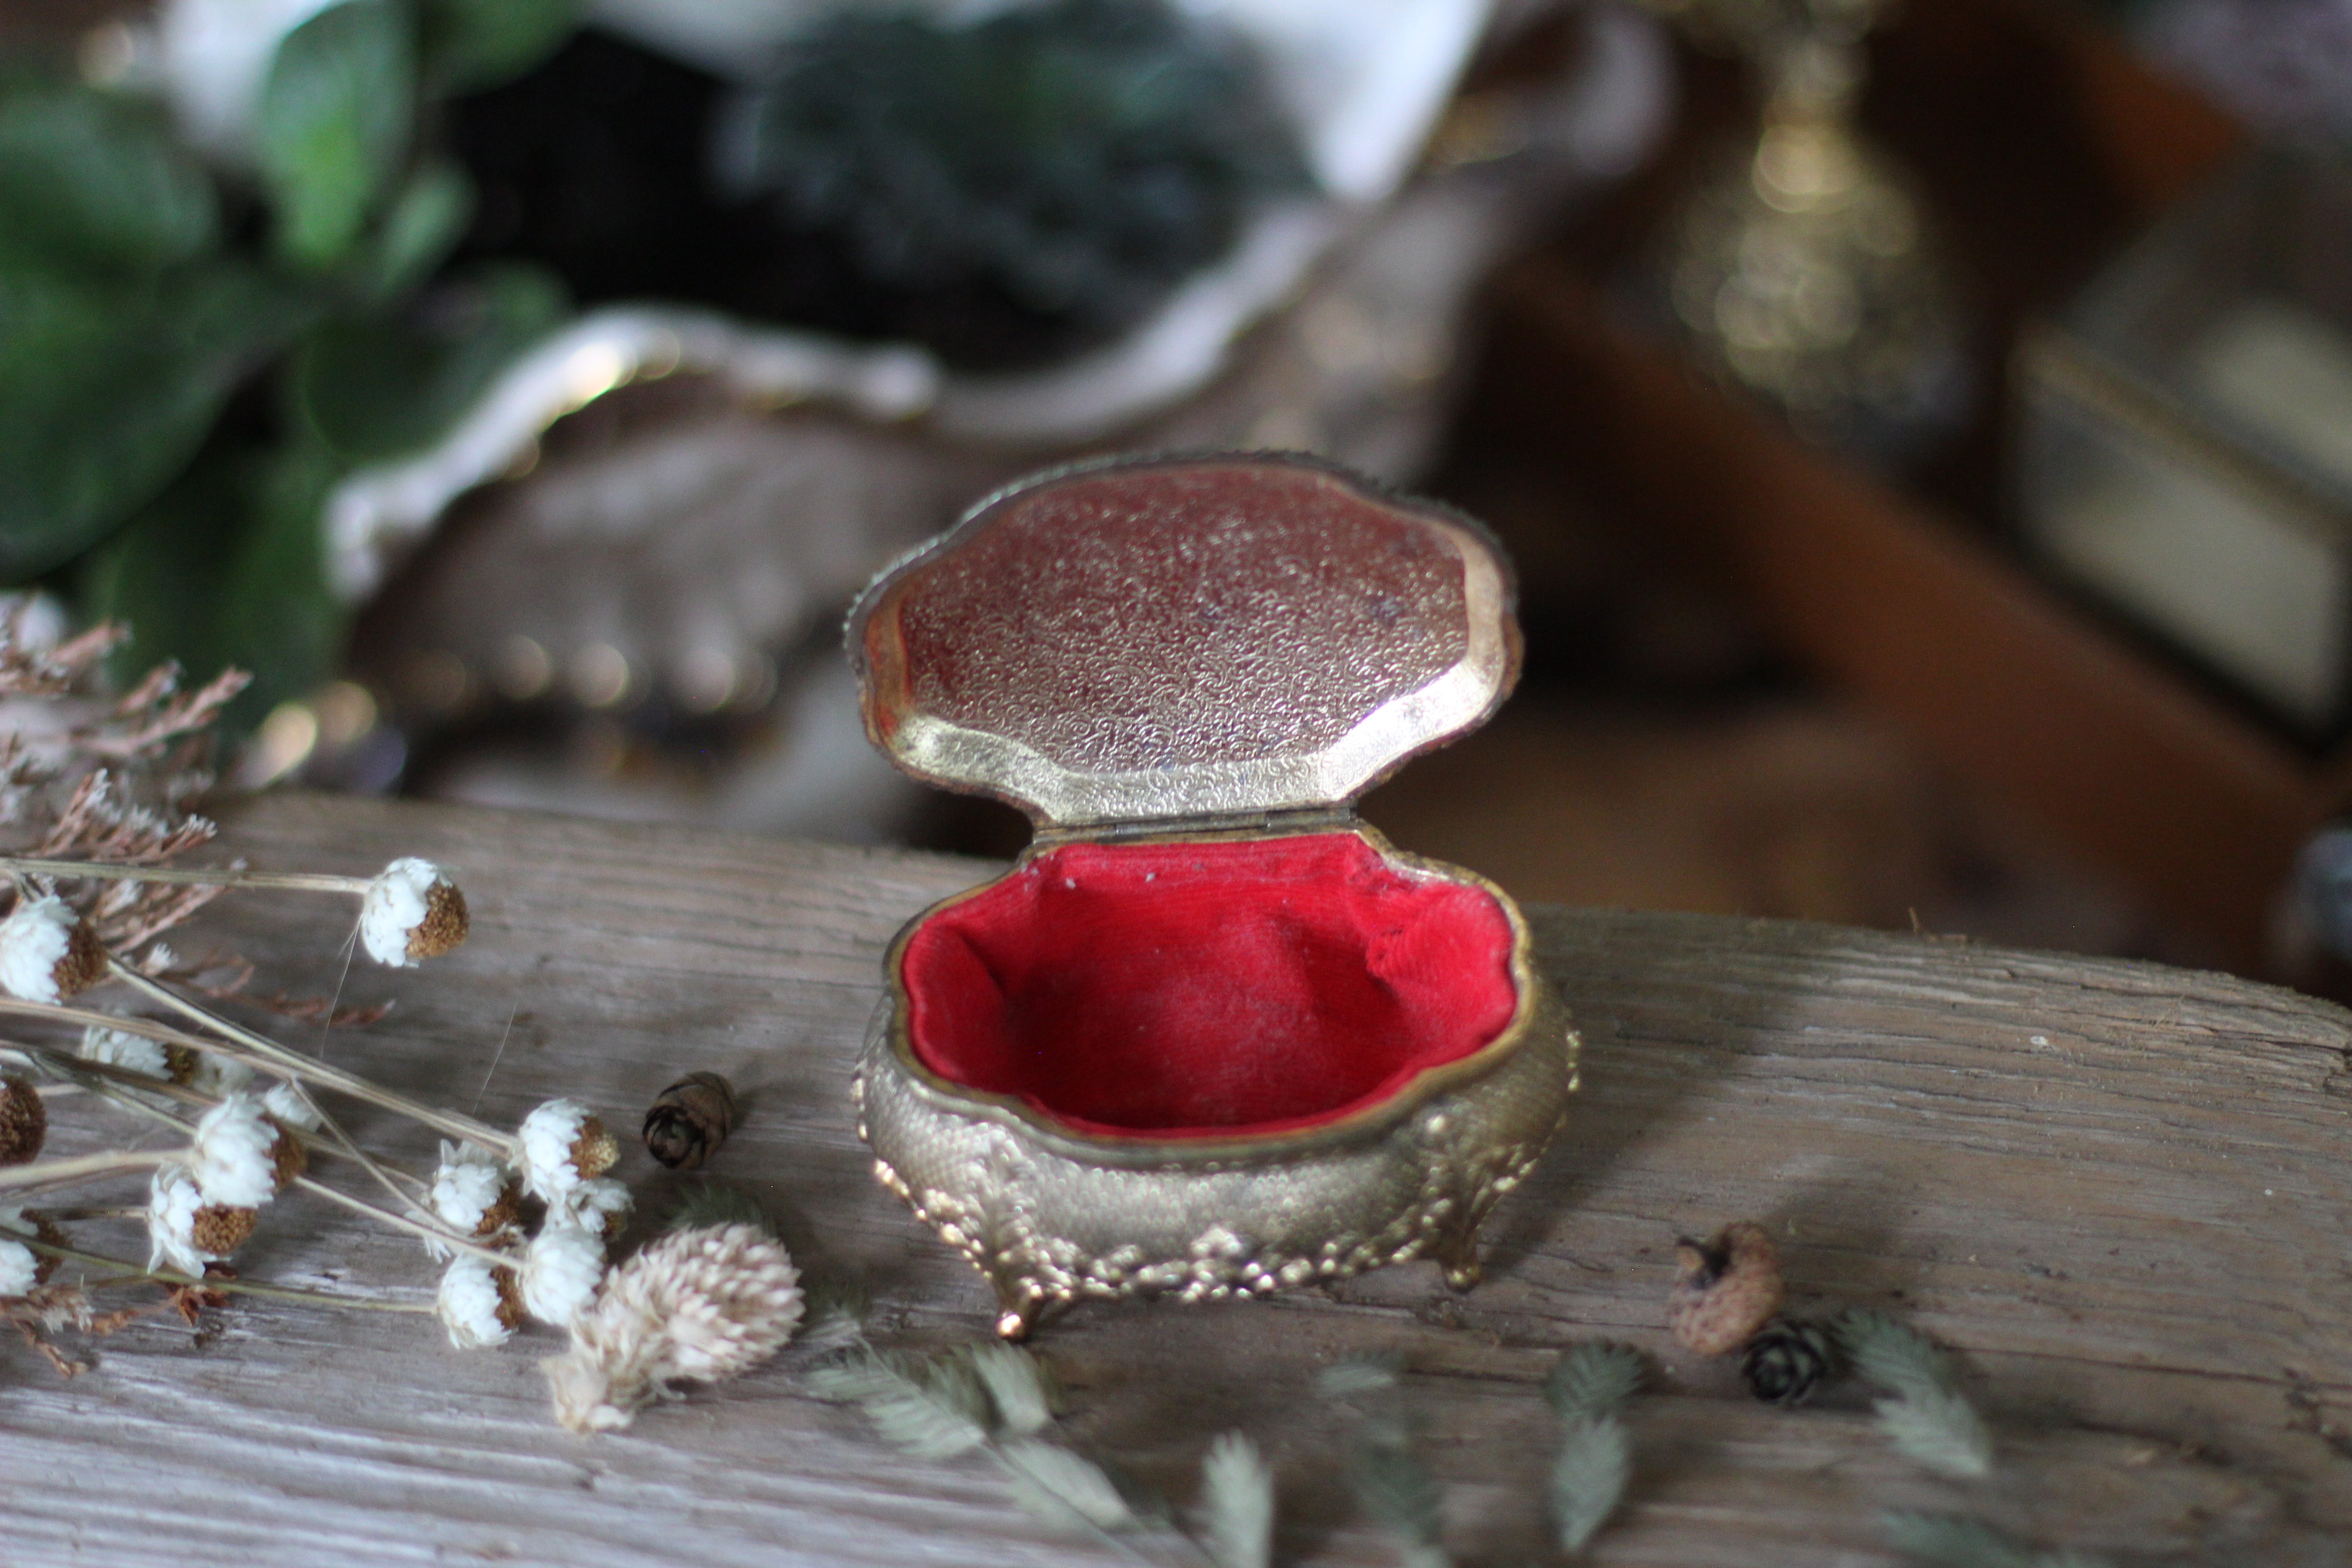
[542,1222,803,1434]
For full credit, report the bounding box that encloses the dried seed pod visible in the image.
[642,1072,737,1171]
[189,1204,257,1256]
[1741,1318,1837,1406]
[0,1076,46,1165]
[1668,1220,1784,1356]
[266,1119,309,1193]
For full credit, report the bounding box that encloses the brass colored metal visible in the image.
[847,453,1578,1336]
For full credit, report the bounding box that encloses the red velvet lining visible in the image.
[901,834,1519,1138]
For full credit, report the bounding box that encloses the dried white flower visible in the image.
[520,1224,607,1327]
[189,1050,255,1099]
[0,894,102,1002]
[147,1164,222,1275]
[541,1223,804,1433]
[260,1079,321,1132]
[438,1254,521,1349]
[419,1142,519,1260]
[359,858,469,967]
[549,1177,632,1241]
[80,1023,169,1080]
[0,1237,36,1296]
[516,1098,618,1203]
[189,1092,284,1208]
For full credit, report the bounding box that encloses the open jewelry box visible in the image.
[848,452,1579,1336]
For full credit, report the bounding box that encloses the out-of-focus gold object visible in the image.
[1650,0,1969,462]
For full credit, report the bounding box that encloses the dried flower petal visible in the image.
[550,1177,632,1242]
[419,1142,519,1260]
[0,1238,36,1296]
[360,858,469,967]
[0,1075,45,1164]
[541,1222,803,1432]
[520,1224,607,1327]
[147,1164,226,1276]
[518,1099,615,1202]
[438,1254,523,1349]
[261,1079,321,1132]
[81,1022,169,1079]
[0,894,103,1002]
[189,1093,284,1208]
[0,1205,60,1287]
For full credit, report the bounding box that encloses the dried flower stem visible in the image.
[0,1147,168,1191]
[29,1240,435,1313]
[108,962,515,1155]
[0,858,376,896]
[290,1174,510,1267]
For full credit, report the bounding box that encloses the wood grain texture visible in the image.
[1,793,2346,1567]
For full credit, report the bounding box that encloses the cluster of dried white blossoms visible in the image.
[0,608,802,1428]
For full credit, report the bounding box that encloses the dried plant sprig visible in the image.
[0,856,471,966]
[1198,1431,1275,1568]
[808,1339,1174,1562]
[1882,1511,2111,1568]
[1838,1310,1994,1478]
[1544,1342,1645,1554]
[1319,1357,1450,1568]
[542,1221,804,1432]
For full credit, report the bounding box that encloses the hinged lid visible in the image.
[848,453,1520,828]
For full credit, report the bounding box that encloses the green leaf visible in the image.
[1548,1415,1630,1553]
[419,0,576,95]
[1872,1387,1995,1478]
[1199,1431,1274,1568]
[0,263,303,579]
[79,441,348,731]
[258,0,416,270]
[355,159,474,302]
[0,76,218,275]
[293,262,567,462]
[1546,1343,1645,1422]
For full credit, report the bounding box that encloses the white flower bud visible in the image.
[359,858,468,967]
[420,1142,517,1260]
[516,1098,617,1203]
[80,1024,169,1080]
[519,1225,607,1327]
[147,1165,220,1276]
[260,1079,321,1132]
[549,1177,632,1241]
[189,1093,283,1209]
[438,1254,519,1349]
[0,894,101,1002]
[0,1238,36,1296]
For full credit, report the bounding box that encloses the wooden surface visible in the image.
[2,793,2347,1566]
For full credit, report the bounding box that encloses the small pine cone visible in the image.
[267,1121,308,1192]
[0,1076,46,1165]
[1741,1318,1837,1406]
[409,878,469,961]
[1669,1221,1785,1356]
[642,1072,736,1171]
[189,1204,258,1256]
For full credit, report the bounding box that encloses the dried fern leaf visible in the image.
[1546,1342,1645,1421]
[1882,1511,2109,1568]
[1549,1414,1632,1552]
[1315,1357,1401,1400]
[964,1341,1056,1436]
[1839,1309,1956,1403]
[999,1438,1139,1533]
[1199,1430,1274,1568]
[805,1348,991,1459]
[1873,1387,1994,1478]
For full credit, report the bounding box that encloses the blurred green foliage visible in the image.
[0,0,576,727]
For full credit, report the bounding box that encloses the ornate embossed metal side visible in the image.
[847,453,1579,1338]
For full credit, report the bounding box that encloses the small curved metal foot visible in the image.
[1436,1226,1482,1292]
[991,1277,1054,1340]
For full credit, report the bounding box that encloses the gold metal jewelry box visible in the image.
[847,452,1579,1338]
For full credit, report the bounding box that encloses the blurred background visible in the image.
[9,0,2352,992]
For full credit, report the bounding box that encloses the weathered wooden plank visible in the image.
[0,793,2344,1566]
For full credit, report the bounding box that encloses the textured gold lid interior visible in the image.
[848,453,1520,828]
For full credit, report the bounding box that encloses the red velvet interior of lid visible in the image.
[901,835,1520,1138]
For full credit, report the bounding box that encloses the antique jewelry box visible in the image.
[847,452,1579,1337]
